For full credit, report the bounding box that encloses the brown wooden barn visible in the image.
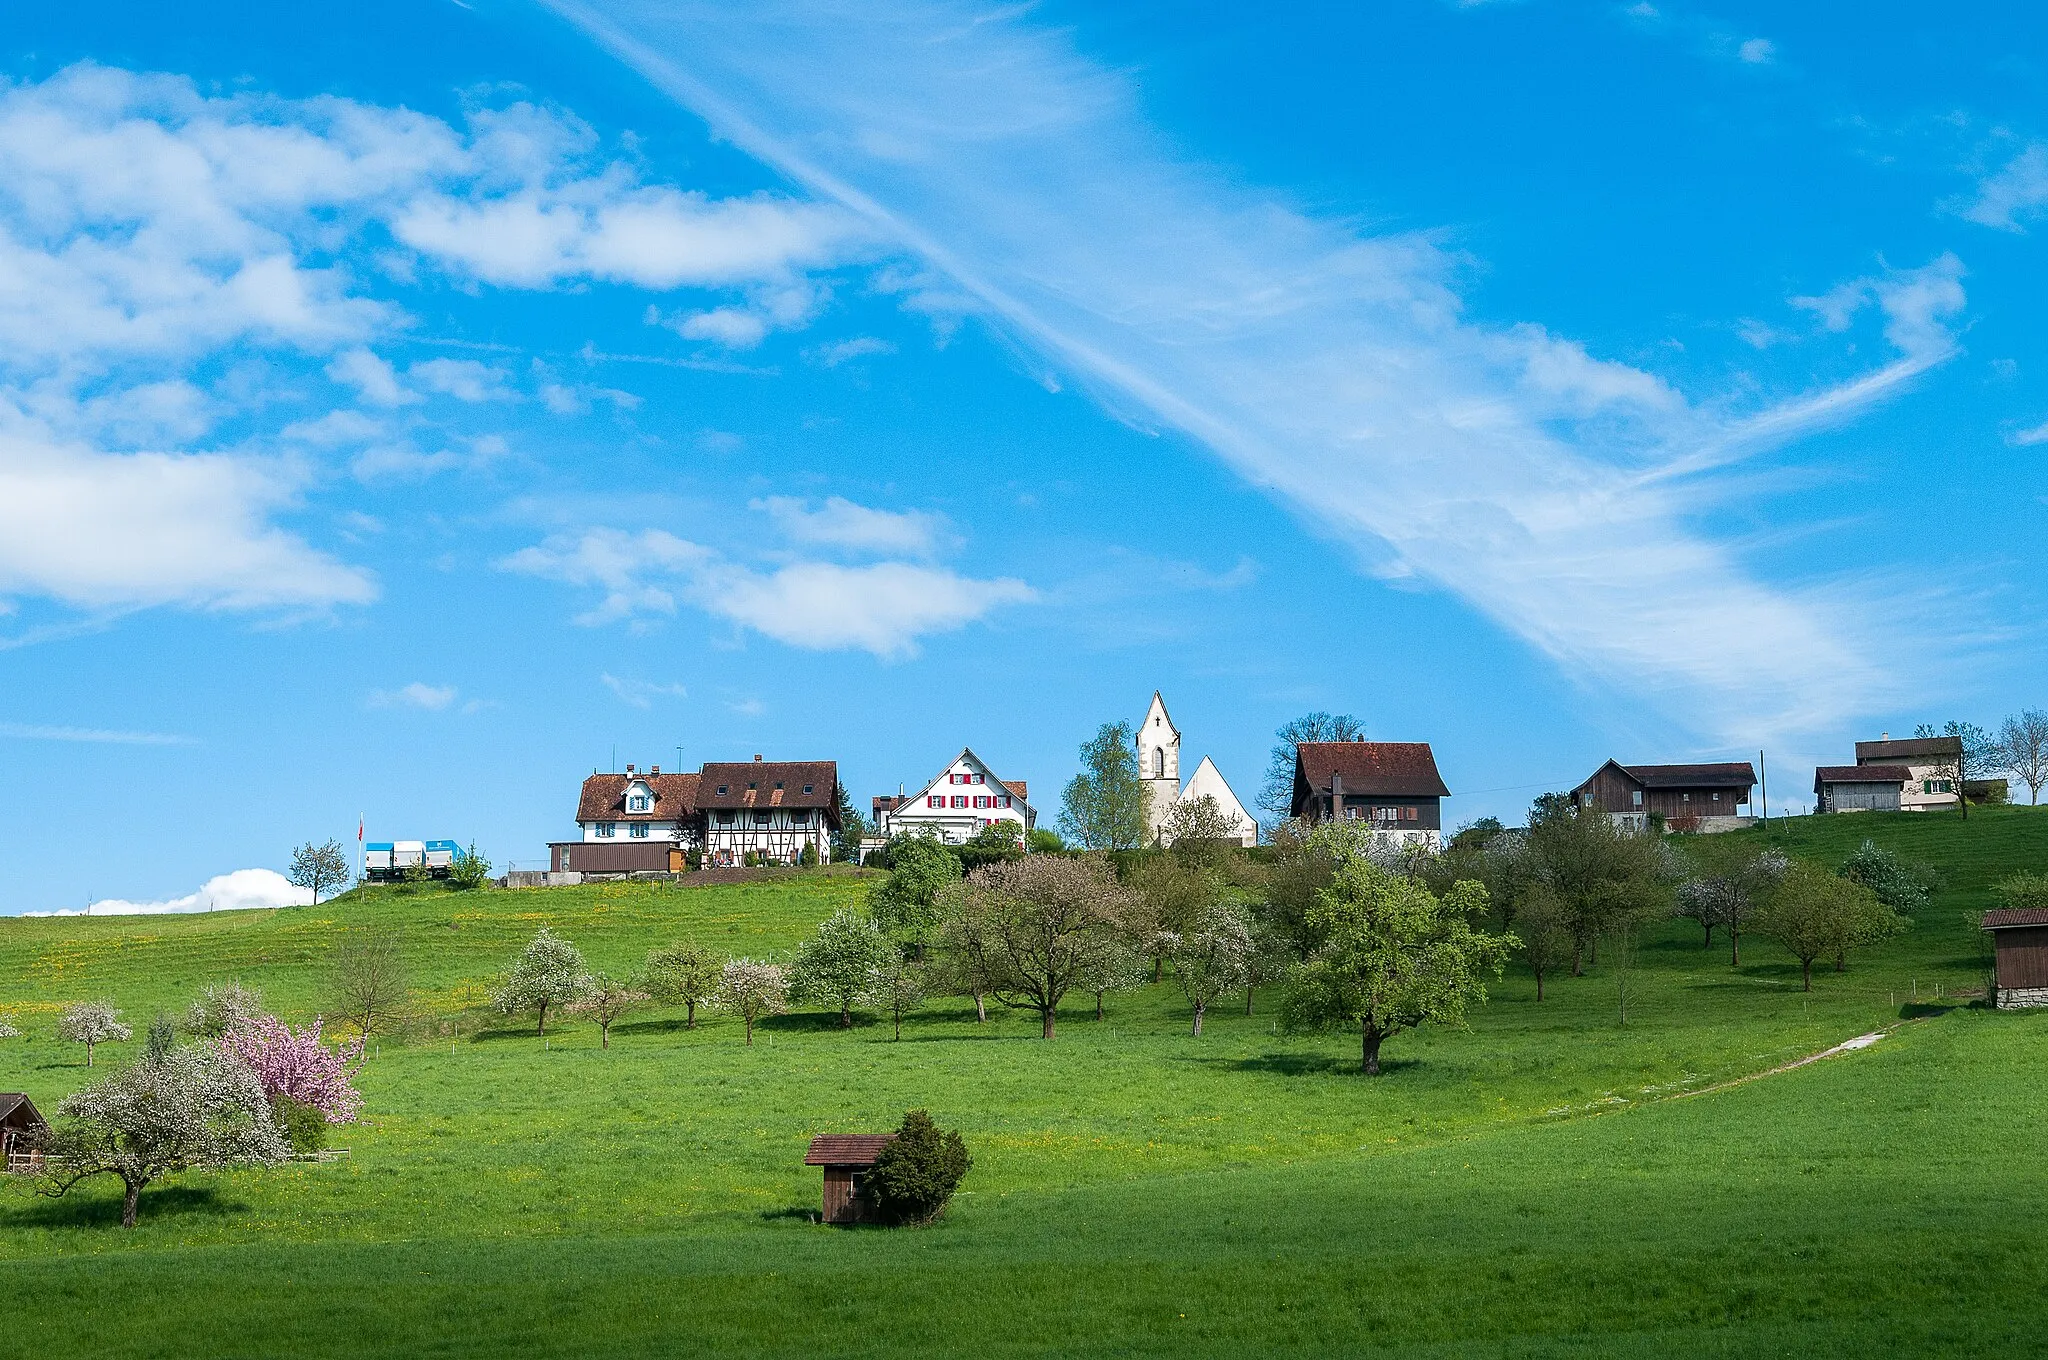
[1983,909,2048,1008]
[0,1093,46,1173]
[1570,760,1756,833]
[804,1134,896,1224]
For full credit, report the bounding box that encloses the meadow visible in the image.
[0,808,2042,1356]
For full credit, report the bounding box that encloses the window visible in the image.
[716,785,728,795]
[630,823,648,838]
[716,811,734,826]
[1403,806,1418,822]
[628,794,649,811]
[952,796,969,809]
[790,809,810,824]
[747,782,758,791]
[753,811,771,826]
[774,781,784,790]
[1153,750,1164,778]
[1344,805,1363,820]
[803,784,814,794]
[597,822,616,837]
[1711,791,1721,802]
[1631,790,1643,807]
[974,796,991,809]
[972,773,984,785]
[999,796,1011,809]
[1682,792,1691,803]
[928,795,944,808]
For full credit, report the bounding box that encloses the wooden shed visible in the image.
[0,1093,46,1173]
[804,1134,896,1224]
[1984,909,2048,1008]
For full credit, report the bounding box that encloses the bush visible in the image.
[799,843,820,869]
[1993,871,2048,913]
[868,1109,971,1226]
[274,1097,329,1155]
[1026,828,1065,854]
[1840,839,1931,915]
[448,844,493,891]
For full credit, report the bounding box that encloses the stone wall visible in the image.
[1997,985,2048,1009]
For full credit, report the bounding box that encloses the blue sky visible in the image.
[1,0,2043,912]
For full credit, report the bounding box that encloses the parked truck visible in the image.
[363,839,461,881]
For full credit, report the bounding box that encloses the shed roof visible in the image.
[1983,909,2048,930]
[0,1093,43,1126]
[699,762,837,811]
[804,1134,896,1166]
[1621,762,1756,789]
[576,771,701,824]
[1856,736,1961,761]
[1815,764,1911,785]
[1296,742,1449,798]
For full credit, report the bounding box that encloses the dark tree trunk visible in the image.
[685,999,697,1029]
[1535,967,1546,1002]
[1191,1001,1205,1037]
[1361,1024,1384,1076]
[840,1002,851,1029]
[536,1002,548,1038]
[1802,958,1813,991]
[1041,1008,1056,1039]
[1153,955,1163,984]
[974,992,987,1023]
[1095,989,1105,1021]
[1572,943,1584,977]
[1702,923,1714,947]
[1835,950,1846,973]
[893,1009,902,1040]
[1245,985,1255,1016]
[744,1013,755,1045]
[1730,929,1741,968]
[121,1178,141,1229]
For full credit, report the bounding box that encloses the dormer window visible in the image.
[774,780,784,790]
[627,793,650,812]
[747,781,758,791]
[716,786,728,795]
[802,784,814,794]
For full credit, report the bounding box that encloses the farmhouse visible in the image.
[1983,909,2048,1009]
[1570,761,1755,832]
[874,748,1034,845]
[549,765,700,875]
[1291,741,1448,849]
[0,1093,46,1173]
[698,758,839,867]
[1814,764,1909,814]
[805,1133,895,1224]
[1855,734,1962,812]
[1136,693,1258,847]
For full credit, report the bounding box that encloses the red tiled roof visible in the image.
[1296,742,1449,798]
[804,1134,896,1166]
[698,762,837,811]
[1816,765,1910,784]
[1001,779,1027,803]
[1621,763,1756,789]
[576,772,701,824]
[1983,909,2048,930]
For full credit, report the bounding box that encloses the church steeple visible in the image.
[1137,691,1181,842]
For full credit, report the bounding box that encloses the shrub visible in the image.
[1025,828,1065,854]
[868,1109,971,1225]
[1993,871,2048,913]
[448,843,493,891]
[1839,839,1931,915]
[799,843,820,869]
[274,1097,330,1155]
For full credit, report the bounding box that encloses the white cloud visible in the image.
[503,525,1031,655]
[0,721,195,744]
[811,336,896,367]
[2011,420,2048,447]
[368,681,458,710]
[675,306,770,348]
[552,0,1969,738]
[282,409,387,445]
[1957,144,2048,232]
[753,495,952,556]
[410,357,517,402]
[1737,38,1774,63]
[30,868,312,917]
[601,673,689,707]
[326,348,418,406]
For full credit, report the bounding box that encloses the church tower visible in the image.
[1136,691,1181,842]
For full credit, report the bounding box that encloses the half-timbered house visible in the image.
[697,758,839,867]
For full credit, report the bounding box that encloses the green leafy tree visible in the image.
[1161,794,1246,864]
[790,909,891,1028]
[1512,885,1574,1001]
[867,1109,971,1226]
[1281,861,1513,1075]
[643,940,723,1028]
[1058,721,1148,851]
[1992,872,2048,912]
[58,1001,131,1067]
[832,784,869,864]
[1260,819,1343,957]
[1257,712,1365,825]
[448,843,493,891]
[1026,827,1065,854]
[869,836,963,957]
[288,839,350,904]
[183,982,263,1039]
[494,928,593,1037]
[1524,801,1671,974]
[943,854,1138,1038]
[570,974,649,1049]
[957,819,1027,872]
[715,959,788,1044]
[32,1042,289,1228]
[1129,856,1223,982]
[1162,900,1256,1036]
[1838,840,1931,916]
[1754,863,1904,990]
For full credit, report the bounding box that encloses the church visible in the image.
[1135,692,1258,847]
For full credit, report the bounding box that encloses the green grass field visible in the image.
[1,809,2043,1356]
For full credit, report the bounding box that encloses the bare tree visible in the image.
[1258,712,1365,824]
[1996,709,2048,806]
[1916,720,1998,819]
[946,855,1137,1038]
[570,975,649,1049]
[866,957,929,1040]
[327,929,410,1044]
[288,839,351,904]
[57,1001,131,1067]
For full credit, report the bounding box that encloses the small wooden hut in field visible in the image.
[804,1134,896,1224]
[0,1093,46,1173]
[1984,909,2048,1008]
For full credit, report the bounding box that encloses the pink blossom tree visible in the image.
[218,1015,365,1124]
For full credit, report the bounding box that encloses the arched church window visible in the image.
[1153,749,1164,778]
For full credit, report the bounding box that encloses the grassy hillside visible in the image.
[0,809,2043,1356]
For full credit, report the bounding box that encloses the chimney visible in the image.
[626,763,635,774]
[1331,771,1344,822]
[650,765,659,776]
[1881,732,1889,742]
[753,753,763,762]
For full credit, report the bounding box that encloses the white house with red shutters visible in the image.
[874,748,1035,846]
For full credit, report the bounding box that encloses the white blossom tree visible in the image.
[716,959,788,1044]
[58,1001,131,1067]
[570,974,650,1049]
[495,928,592,1037]
[184,981,264,1039]
[34,1043,290,1227]
[1162,901,1256,1036]
[789,910,891,1028]
[288,839,351,904]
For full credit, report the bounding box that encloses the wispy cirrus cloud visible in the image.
[752,495,953,557]
[0,721,196,745]
[548,0,1962,740]
[1954,144,2048,232]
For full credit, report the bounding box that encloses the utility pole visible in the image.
[1759,749,1769,828]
